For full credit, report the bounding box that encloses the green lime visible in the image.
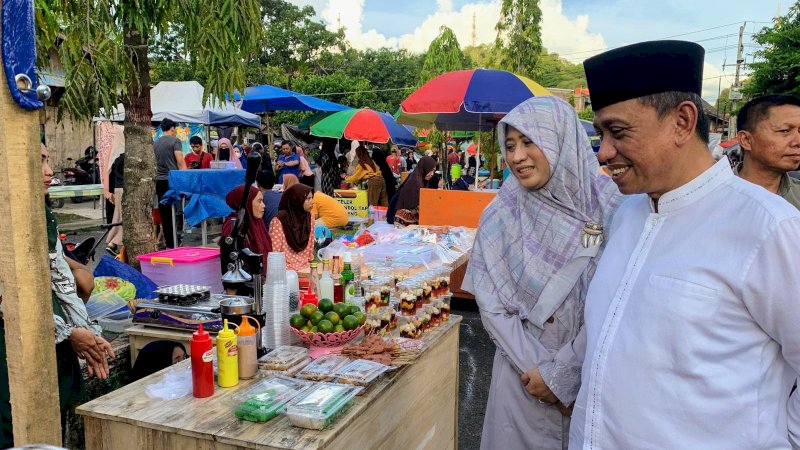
[342,315,360,331]
[310,311,325,326]
[324,311,340,326]
[333,303,350,318]
[310,326,318,333]
[318,299,334,314]
[290,314,306,329]
[353,311,366,325]
[334,324,345,333]
[301,325,311,332]
[300,304,317,319]
[317,319,334,334]
[349,304,361,316]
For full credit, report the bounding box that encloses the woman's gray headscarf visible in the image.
[463,96,622,316]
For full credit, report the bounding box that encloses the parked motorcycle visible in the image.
[63,147,100,203]
[61,222,123,265]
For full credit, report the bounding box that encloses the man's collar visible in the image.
[649,157,733,214]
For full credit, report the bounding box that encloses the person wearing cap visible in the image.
[545,41,800,449]
[735,94,800,210]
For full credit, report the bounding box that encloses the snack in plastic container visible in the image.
[335,359,391,387]
[285,382,363,430]
[233,375,312,423]
[258,346,309,371]
[260,357,312,377]
[297,355,351,381]
[441,294,452,322]
[364,311,382,336]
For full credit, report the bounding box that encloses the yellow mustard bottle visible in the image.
[216,319,239,387]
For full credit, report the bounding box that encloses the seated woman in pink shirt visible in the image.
[269,184,315,271]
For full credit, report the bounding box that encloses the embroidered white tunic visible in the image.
[569,158,800,449]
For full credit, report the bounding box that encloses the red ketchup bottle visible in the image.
[300,286,319,308]
[191,323,214,398]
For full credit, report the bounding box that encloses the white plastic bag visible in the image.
[145,367,193,400]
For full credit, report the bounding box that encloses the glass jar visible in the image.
[361,279,383,313]
[397,281,418,316]
[440,294,452,322]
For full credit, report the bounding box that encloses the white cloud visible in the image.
[316,0,606,56]
[702,63,735,103]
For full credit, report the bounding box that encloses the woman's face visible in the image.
[504,126,551,190]
[425,170,435,181]
[172,346,186,364]
[234,148,241,158]
[252,191,265,219]
[41,146,53,193]
[303,192,314,212]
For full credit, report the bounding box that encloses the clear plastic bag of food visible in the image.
[285,382,363,430]
[232,375,312,423]
[258,345,309,371]
[297,355,351,381]
[335,359,391,387]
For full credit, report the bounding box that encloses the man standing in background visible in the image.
[735,94,800,209]
[154,118,186,248]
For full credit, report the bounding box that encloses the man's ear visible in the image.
[737,130,753,152]
[673,100,699,146]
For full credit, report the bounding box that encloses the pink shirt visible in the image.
[268,216,315,271]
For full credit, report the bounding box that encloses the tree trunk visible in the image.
[122,25,158,270]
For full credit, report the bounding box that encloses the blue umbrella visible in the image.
[237,85,350,113]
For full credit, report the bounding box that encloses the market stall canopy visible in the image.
[93,81,261,128]
[310,108,417,146]
[237,84,351,113]
[397,69,551,131]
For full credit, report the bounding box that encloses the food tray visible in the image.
[232,375,312,423]
[335,359,391,387]
[285,382,363,430]
[290,325,364,348]
[154,284,211,305]
[296,355,351,382]
[258,346,309,371]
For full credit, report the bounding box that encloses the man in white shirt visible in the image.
[566,40,800,449]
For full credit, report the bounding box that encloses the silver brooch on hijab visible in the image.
[581,223,604,248]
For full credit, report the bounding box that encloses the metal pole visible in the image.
[727,22,746,139]
[475,113,482,189]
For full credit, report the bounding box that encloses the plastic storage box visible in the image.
[285,382,362,430]
[136,247,223,293]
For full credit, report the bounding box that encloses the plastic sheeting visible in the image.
[161,169,245,226]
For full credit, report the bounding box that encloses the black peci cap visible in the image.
[584,40,705,112]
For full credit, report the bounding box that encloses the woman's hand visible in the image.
[69,328,115,379]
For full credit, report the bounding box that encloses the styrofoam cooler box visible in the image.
[136,247,224,293]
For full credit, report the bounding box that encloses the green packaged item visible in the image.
[285,382,363,430]
[232,375,312,423]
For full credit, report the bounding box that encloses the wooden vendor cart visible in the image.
[77,317,462,450]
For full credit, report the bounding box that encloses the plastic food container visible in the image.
[420,306,432,332]
[285,382,363,430]
[441,294,452,322]
[434,267,453,298]
[392,263,412,286]
[398,314,421,339]
[233,375,312,423]
[137,247,224,293]
[397,281,418,316]
[379,306,397,332]
[364,311,383,336]
[297,355,351,381]
[371,276,393,306]
[361,279,383,313]
[258,346,309,371]
[429,301,442,328]
[335,359,391,387]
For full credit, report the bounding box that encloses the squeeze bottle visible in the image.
[237,316,259,379]
[190,323,214,398]
[216,319,239,387]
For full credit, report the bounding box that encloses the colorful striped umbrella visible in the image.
[398,69,551,131]
[310,108,417,146]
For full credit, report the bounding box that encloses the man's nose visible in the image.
[596,139,617,164]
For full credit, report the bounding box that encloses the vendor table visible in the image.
[78,316,462,450]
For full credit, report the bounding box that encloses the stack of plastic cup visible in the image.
[263,252,292,348]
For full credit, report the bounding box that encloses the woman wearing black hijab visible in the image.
[268,184,315,271]
[370,146,397,202]
[387,156,437,225]
[130,340,187,382]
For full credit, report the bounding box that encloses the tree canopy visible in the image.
[495,0,543,77]
[419,26,470,85]
[743,2,800,97]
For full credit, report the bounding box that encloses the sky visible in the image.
[288,0,780,103]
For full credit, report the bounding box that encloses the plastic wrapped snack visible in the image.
[258,346,309,371]
[335,359,391,387]
[285,382,363,430]
[260,357,312,377]
[297,355,351,381]
[233,375,312,423]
